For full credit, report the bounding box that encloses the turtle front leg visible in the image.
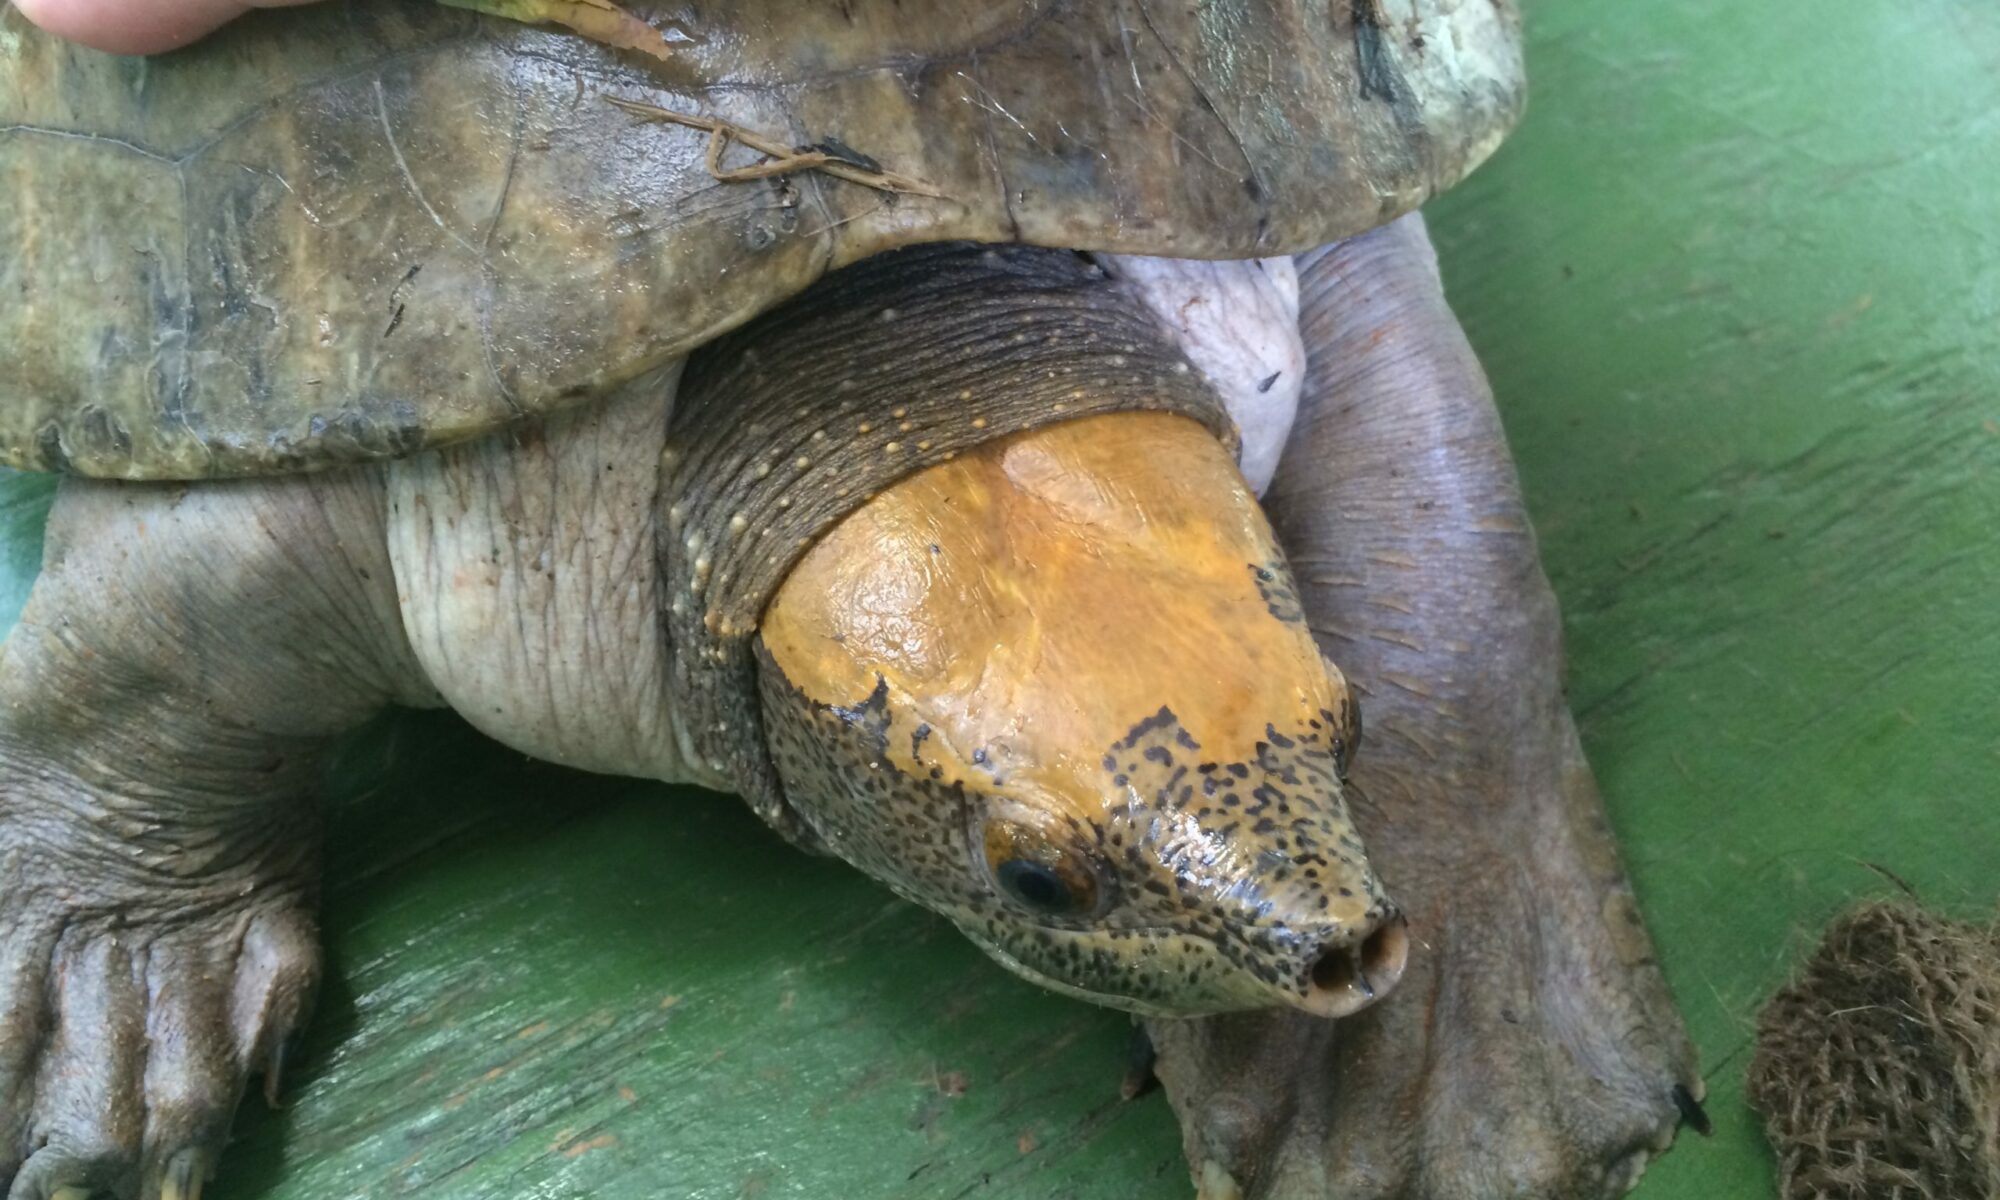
[1147,215,1702,1200]
[0,471,430,1200]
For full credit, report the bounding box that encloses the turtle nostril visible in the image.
[1359,913,1410,993]
[1300,912,1410,1018]
[1311,944,1360,995]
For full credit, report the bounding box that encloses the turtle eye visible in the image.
[982,819,1104,917]
[995,859,1076,913]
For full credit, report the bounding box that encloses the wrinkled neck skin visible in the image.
[715,245,1408,1018]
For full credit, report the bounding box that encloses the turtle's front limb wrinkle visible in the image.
[1147,214,1702,1200]
[0,470,432,1200]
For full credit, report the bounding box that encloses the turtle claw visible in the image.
[1195,1160,1245,1200]
[1118,1025,1160,1102]
[158,1152,207,1200]
[1672,1083,1714,1137]
[160,1146,212,1200]
[263,1041,289,1109]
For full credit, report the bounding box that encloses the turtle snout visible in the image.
[1294,909,1410,1018]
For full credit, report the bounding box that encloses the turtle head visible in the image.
[755,411,1406,1018]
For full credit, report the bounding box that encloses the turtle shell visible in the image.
[0,0,1523,479]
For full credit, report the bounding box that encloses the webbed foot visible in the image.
[0,746,321,1200]
[1149,216,1700,1199]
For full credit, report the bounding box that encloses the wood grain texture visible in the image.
[0,0,1995,1196]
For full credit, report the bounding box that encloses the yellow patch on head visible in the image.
[759,411,1346,831]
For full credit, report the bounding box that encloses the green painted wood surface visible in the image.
[2,1,1997,1196]
[1427,3,2000,1197]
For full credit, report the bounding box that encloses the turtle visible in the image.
[0,3,1705,1199]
